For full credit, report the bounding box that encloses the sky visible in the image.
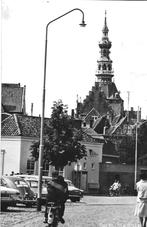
[1,0,147,119]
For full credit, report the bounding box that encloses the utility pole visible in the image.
[127,91,130,122]
[134,106,139,189]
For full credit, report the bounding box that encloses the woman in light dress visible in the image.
[135,173,147,227]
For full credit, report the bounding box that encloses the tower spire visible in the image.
[103,10,109,36]
[96,11,114,83]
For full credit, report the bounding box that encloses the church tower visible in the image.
[76,12,124,119]
[96,11,114,83]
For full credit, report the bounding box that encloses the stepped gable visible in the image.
[80,83,110,116]
[1,114,50,137]
[77,12,124,119]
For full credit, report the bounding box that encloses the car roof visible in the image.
[14,174,72,183]
[2,176,28,181]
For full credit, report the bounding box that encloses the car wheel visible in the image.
[70,198,78,202]
[1,204,8,211]
[26,203,32,208]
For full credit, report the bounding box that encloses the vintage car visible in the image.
[1,176,37,207]
[0,184,20,211]
[18,175,48,204]
[17,174,84,203]
[65,179,84,202]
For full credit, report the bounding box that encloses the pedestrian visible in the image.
[134,173,147,227]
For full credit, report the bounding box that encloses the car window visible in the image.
[30,181,38,188]
[0,178,7,187]
[66,181,74,187]
[14,180,29,187]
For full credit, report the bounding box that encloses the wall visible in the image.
[20,137,37,174]
[64,141,103,192]
[1,136,21,175]
[1,136,37,175]
[99,163,143,194]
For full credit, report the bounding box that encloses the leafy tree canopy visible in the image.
[118,121,147,164]
[30,100,86,168]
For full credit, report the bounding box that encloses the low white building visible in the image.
[1,113,104,193]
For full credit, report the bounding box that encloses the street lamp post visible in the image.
[134,106,139,189]
[37,8,86,211]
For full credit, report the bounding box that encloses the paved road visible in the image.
[0,196,140,227]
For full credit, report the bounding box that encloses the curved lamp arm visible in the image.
[46,8,86,39]
[37,8,86,211]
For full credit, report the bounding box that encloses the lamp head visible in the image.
[79,20,86,27]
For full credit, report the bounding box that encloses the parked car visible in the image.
[1,176,37,207]
[17,175,48,204]
[65,179,84,202]
[17,174,84,203]
[0,184,20,211]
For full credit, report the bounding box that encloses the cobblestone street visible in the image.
[0,196,140,227]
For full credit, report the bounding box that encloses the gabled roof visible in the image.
[111,114,121,126]
[83,107,101,123]
[93,115,107,130]
[1,113,50,137]
[106,115,127,135]
[82,127,104,142]
[2,114,20,136]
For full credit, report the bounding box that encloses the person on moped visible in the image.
[44,172,68,224]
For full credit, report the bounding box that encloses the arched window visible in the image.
[108,64,112,70]
[103,64,106,70]
[98,65,101,70]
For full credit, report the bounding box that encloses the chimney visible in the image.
[31,103,33,116]
[71,109,74,118]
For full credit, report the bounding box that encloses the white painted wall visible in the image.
[1,136,37,175]
[20,137,37,174]
[1,136,21,175]
[64,141,103,189]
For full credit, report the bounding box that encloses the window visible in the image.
[103,64,106,70]
[43,162,50,176]
[15,180,29,188]
[91,162,95,170]
[27,159,35,174]
[92,116,98,121]
[89,149,93,156]
[83,162,87,170]
[108,64,112,70]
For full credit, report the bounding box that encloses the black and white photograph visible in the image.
[1,0,147,226]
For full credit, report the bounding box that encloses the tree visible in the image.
[30,100,86,170]
[118,121,147,164]
[138,121,147,157]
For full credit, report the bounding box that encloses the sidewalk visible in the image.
[82,196,137,205]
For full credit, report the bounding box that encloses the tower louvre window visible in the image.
[103,64,106,70]
[108,64,111,70]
